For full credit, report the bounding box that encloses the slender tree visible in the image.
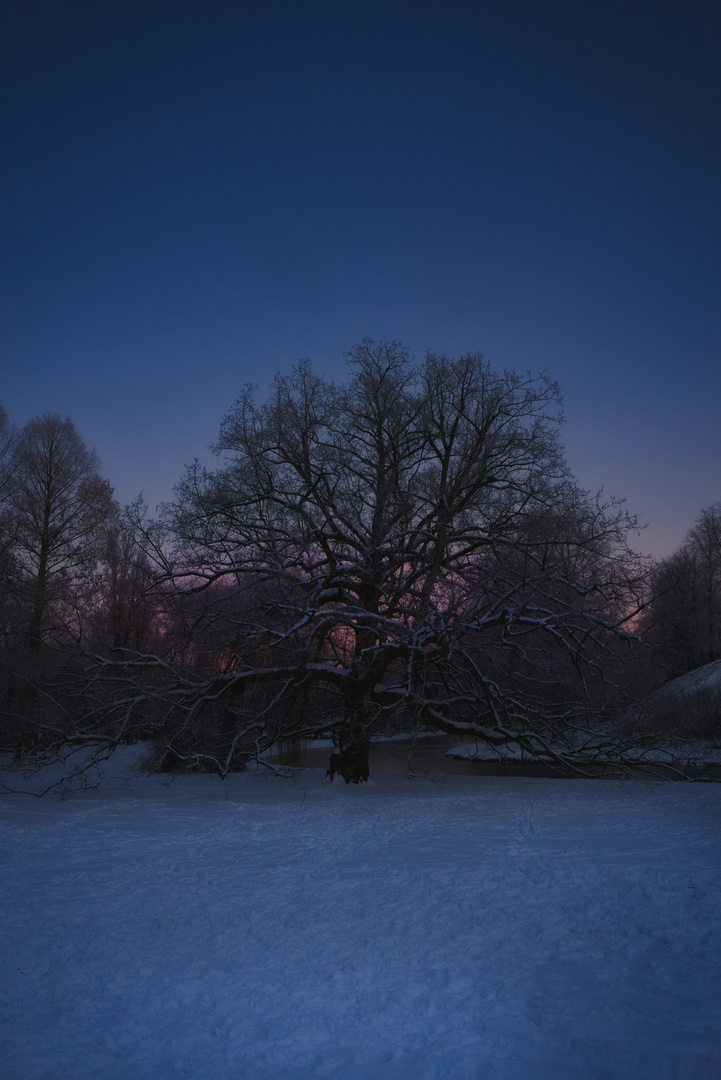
[645,503,721,674]
[9,414,116,650]
[96,521,159,652]
[0,404,17,617]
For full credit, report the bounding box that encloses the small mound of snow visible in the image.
[0,742,156,795]
[446,739,721,766]
[658,659,721,697]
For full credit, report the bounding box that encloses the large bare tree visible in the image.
[94,339,645,781]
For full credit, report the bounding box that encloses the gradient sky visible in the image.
[2,0,720,558]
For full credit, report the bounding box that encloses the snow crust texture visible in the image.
[1,768,720,1079]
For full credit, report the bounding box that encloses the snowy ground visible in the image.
[1,760,720,1079]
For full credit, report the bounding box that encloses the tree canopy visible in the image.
[0,344,655,783]
[104,339,647,780]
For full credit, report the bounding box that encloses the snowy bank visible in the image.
[657,658,721,697]
[445,740,721,766]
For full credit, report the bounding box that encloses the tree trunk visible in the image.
[329,711,371,783]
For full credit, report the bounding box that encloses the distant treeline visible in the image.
[1,342,719,780]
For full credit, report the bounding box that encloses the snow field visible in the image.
[1,768,720,1079]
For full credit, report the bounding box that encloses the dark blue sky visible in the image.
[2,0,720,557]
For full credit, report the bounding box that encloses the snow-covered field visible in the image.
[1,759,720,1079]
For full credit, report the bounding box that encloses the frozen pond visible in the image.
[266,734,571,777]
[265,734,708,779]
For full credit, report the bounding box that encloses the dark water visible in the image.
[265,734,609,779]
[265,734,718,779]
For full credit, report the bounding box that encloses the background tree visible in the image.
[0,404,18,635]
[643,503,721,676]
[100,339,646,781]
[94,518,160,652]
[8,414,116,650]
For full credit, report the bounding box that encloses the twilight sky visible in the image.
[2,0,720,558]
